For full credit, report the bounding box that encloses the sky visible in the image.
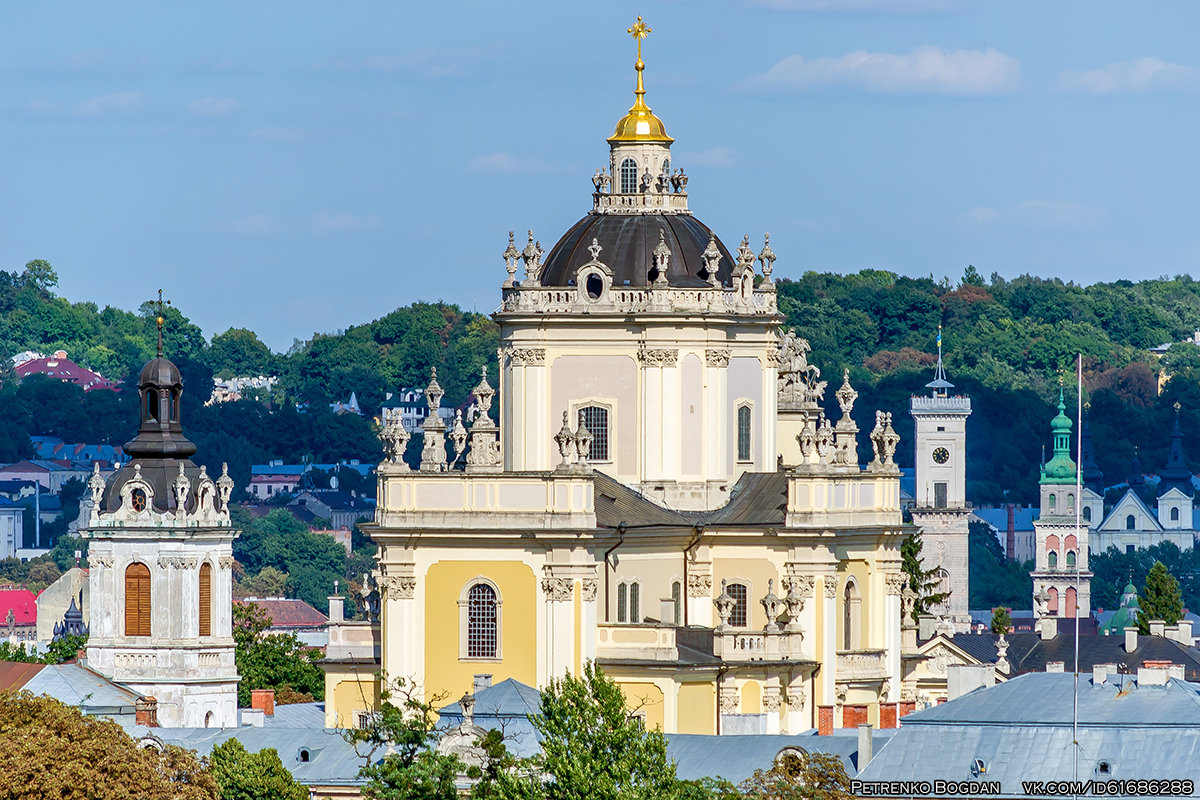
[3,1,1200,351]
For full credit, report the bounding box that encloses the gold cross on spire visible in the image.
[155,288,172,358]
[628,16,651,90]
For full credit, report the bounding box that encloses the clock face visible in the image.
[932,447,950,465]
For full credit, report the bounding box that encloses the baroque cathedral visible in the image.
[333,20,916,735]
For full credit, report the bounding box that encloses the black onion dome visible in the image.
[138,357,183,389]
[540,213,735,288]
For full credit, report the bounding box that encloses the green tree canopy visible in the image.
[1139,560,1184,633]
[208,738,308,800]
[232,602,325,707]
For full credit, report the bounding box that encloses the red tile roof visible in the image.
[15,353,117,392]
[236,598,328,628]
[0,589,37,625]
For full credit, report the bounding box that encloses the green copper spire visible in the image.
[1040,387,1077,484]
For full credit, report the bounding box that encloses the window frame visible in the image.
[198,561,213,637]
[458,577,503,661]
[572,400,614,464]
[736,403,753,463]
[124,562,152,637]
[727,581,749,628]
[619,158,639,193]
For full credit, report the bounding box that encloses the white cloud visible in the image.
[217,214,281,235]
[310,211,379,234]
[187,96,239,118]
[75,90,144,116]
[250,127,305,143]
[965,200,1103,230]
[468,152,552,175]
[677,146,736,168]
[747,45,1019,96]
[1057,58,1200,95]
[753,0,955,10]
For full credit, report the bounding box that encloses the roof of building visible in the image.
[236,598,328,629]
[540,214,735,290]
[593,470,797,530]
[15,353,117,392]
[292,490,374,512]
[0,589,37,625]
[944,632,1200,681]
[23,663,143,714]
[262,701,328,729]
[859,673,1200,793]
[0,661,46,691]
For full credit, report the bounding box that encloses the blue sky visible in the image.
[3,1,1199,350]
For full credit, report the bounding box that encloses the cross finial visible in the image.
[627,16,652,96]
[155,288,172,358]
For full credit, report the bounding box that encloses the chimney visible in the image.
[1045,661,1065,673]
[1093,664,1116,684]
[1173,620,1194,646]
[818,705,834,736]
[1137,664,1169,686]
[857,724,873,771]
[473,674,493,695]
[1149,620,1166,638]
[251,688,275,716]
[660,598,675,625]
[1006,504,1016,562]
[1169,664,1186,680]
[240,708,265,727]
[1124,626,1139,652]
[135,697,159,727]
[947,664,996,700]
[918,615,938,641]
[1038,617,1057,640]
[328,594,344,625]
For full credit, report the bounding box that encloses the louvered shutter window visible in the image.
[199,562,212,636]
[125,563,151,637]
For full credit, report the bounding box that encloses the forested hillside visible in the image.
[6,259,1200,507]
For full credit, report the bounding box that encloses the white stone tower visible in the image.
[1031,390,1091,630]
[909,326,972,629]
[82,326,239,728]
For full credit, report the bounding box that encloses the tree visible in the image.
[208,738,308,800]
[0,690,218,799]
[900,532,949,623]
[344,676,462,800]
[237,565,289,598]
[532,662,679,800]
[232,602,325,706]
[738,750,852,800]
[1139,560,1183,633]
[990,607,1012,634]
[207,328,277,378]
[21,259,58,292]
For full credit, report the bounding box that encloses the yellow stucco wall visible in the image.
[612,679,665,731]
[324,667,381,728]
[424,560,537,703]
[741,679,761,713]
[836,559,873,649]
[713,556,783,629]
[677,681,716,735]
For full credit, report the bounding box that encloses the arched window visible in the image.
[1048,587,1059,614]
[1048,551,1058,569]
[629,582,641,624]
[1066,550,1077,568]
[125,562,151,637]
[579,406,609,461]
[672,581,682,625]
[169,389,180,422]
[1126,514,1136,530]
[1065,587,1077,618]
[466,583,498,658]
[727,582,748,628]
[1171,507,1180,522]
[737,405,752,462]
[1067,494,1075,513]
[617,582,628,623]
[662,158,670,176]
[1049,494,1056,512]
[843,580,861,650]
[620,158,638,193]
[1083,506,1092,522]
[198,562,212,637]
[144,390,158,422]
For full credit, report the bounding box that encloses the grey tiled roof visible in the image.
[946,632,1200,681]
[21,663,142,716]
[593,470,789,530]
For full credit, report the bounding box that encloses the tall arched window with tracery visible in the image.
[737,405,752,462]
[620,158,638,193]
[727,582,748,628]
[579,406,609,461]
[466,583,498,659]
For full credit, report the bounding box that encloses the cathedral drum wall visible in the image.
[550,354,637,478]
[727,356,764,474]
[421,559,538,702]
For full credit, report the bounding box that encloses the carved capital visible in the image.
[580,579,598,602]
[219,556,236,569]
[505,347,546,366]
[823,578,838,599]
[637,347,678,366]
[378,575,416,600]
[763,692,783,712]
[785,574,815,598]
[885,574,907,596]
[719,686,740,713]
[705,349,731,367]
[542,577,574,602]
[686,573,712,598]
[156,555,196,570]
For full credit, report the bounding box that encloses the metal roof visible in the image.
[943,632,1200,682]
[592,470,789,531]
[20,663,142,715]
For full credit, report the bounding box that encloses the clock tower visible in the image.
[909,326,972,630]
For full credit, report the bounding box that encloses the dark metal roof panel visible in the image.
[593,472,690,528]
[700,472,788,527]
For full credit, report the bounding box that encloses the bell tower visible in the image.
[82,303,240,728]
[909,326,972,629]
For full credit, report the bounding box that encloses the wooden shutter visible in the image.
[198,563,212,636]
[125,563,151,637]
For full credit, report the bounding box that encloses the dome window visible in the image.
[586,273,604,301]
[619,158,638,193]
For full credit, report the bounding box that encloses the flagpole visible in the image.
[1073,353,1083,794]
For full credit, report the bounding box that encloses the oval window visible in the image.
[586,273,604,300]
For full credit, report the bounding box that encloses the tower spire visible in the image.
[154,289,172,358]
[608,17,672,143]
[925,323,954,397]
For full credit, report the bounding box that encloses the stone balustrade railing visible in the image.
[499,285,778,317]
[835,649,888,681]
[712,628,807,662]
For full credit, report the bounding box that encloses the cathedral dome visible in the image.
[139,356,183,389]
[540,213,734,288]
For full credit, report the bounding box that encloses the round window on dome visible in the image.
[585,273,604,301]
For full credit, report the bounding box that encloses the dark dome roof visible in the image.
[540,213,735,288]
[139,357,183,388]
[101,459,205,514]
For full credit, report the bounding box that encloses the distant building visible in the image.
[207,375,277,405]
[311,527,352,555]
[237,597,328,633]
[0,588,37,644]
[381,387,455,434]
[15,349,117,392]
[290,490,373,531]
[0,498,23,560]
[246,461,375,499]
[0,459,115,493]
[36,567,89,645]
[971,506,1037,564]
[30,436,125,465]
[329,392,363,416]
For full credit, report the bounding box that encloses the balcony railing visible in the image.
[835,649,888,681]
